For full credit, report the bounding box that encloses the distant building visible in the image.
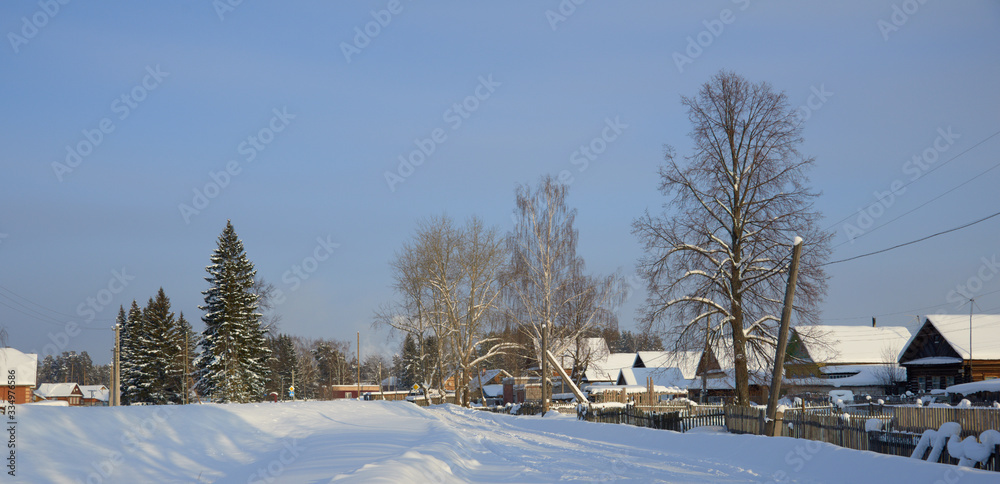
[899,315,1000,393]
[783,324,912,397]
[327,384,379,399]
[79,385,110,406]
[0,348,38,404]
[35,383,84,406]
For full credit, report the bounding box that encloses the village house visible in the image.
[326,384,380,399]
[79,384,110,406]
[783,324,912,397]
[0,347,38,404]
[898,314,1000,393]
[34,382,85,406]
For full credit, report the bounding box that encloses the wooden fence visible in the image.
[580,405,725,433]
[724,405,766,435]
[894,407,1000,438]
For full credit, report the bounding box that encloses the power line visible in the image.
[0,285,81,319]
[823,128,1000,233]
[831,157,1000,249]
[823,209,1000,266]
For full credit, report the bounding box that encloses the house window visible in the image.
[947,376,955,388]
[918,376,926,391]
[932,376,940,389]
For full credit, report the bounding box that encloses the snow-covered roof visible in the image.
[469,369,510,391]
[35,383,82,398]
[380,376,401,387]
[79,385,110,401]
[903,314,1000,361]
[588,384,686,395]
[904,357,964,365]
[688,368,771,390]
[784,365,904,388]
[478,384,504,398]
[584,353,638,382]
[551,337,610,369]
[793,325,911,364]
[946,379,1000,395]
[618,367,692,390]
[0,348,37,386]
[636,351,701,379]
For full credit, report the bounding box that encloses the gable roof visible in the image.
[0,348,37,386]
[79,385,110,402]
[901,314,1000,361]
[636,351,702,379]
[584,353,639,382]
[617,367,691,390]
[551,337,611,369]
[469,369,511,391]
[35,383,83,398]
[792,325,912,364]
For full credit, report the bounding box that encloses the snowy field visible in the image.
[16,401,997,483]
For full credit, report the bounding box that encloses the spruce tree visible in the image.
[138,288,184,404]
[196,220,271,403]
[121,300,149,405]
[176,312,197,403]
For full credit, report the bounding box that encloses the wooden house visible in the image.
[783,324,911,397]
[0,348,38,404]
[34,383,84,406]
[899,314,1000,393]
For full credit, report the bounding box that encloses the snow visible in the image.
[15,401,1000,482]
[0,347,37,385]
[903,315,1000,360]
[947,379,1000,395]
[793,325,911,364]
[584,352,639,382]
[905,357,965,365]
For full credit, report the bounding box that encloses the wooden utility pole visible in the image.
[357,331,361,400]
[765,237,804,437]
[112,324,120,406]
[183,330,189,405]
[541,323,549,415]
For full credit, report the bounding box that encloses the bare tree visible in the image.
[253,277,282,335]
[633,70,832,406]
[376,215,514,406]
[874,344,905,394]
[507,175,625,413]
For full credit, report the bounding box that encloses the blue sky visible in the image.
[2,1,999,365]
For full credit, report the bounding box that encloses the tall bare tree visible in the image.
[507,175,625,413]
[375,215,513,406]
[633,70,831,406]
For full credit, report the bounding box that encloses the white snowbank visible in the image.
[15,401,1000,482]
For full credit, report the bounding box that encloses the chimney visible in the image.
[872,317,876,328]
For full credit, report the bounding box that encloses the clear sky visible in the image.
[2,1,999,365]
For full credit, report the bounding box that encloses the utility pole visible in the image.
[183,330,189,405]
[112,324,121,406]
[765,237,804,437]
[541,323,549,416]
[357,331,361,400]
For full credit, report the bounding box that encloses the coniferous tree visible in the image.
[195,220,271,403]
[267,334,298,399]
[175,312,197,403]
[121,300,149,405]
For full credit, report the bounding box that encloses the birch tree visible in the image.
[507,175,625,413]
[633,70,831,405]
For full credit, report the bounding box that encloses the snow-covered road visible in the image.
[17,401,997,483]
